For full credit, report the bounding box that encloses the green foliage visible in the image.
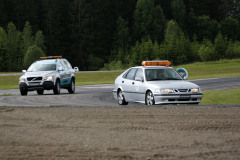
[171,0,185,28]
[22,21,34,56]
[220,17,240,40]
[6,22,22,71]
[34,31,45,52]
[24,45,45,68]
[0,27,8,71]
[226,41,240,59]
[214,33,228,60]
[133,0,165,43]
[198,39,215,61]
[131,39,155,66]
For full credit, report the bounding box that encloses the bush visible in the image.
[198,39,215,61]
[226,41,240,59]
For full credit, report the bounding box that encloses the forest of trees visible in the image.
[0,0,240,71]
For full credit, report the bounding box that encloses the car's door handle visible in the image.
[122,81,124,83]
[132,82,134,85]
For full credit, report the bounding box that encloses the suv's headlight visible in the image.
[191,88,199,93]
[161,89,175,94]
[19,78,26,83]
[44,76,54,81]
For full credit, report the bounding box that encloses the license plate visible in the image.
[180,95,191,98]
[29,83,40,86]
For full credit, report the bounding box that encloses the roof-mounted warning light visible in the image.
[40,56,62,59]
[142,60,171,66]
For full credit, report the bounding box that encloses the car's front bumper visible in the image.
[19,81,54,91]
[154,93,202,104]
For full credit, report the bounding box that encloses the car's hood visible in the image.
[146,80,200,89]
[23,71,56,77]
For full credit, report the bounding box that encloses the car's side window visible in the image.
[64,60,72,69]
[125,68,137,80]
[60,60,67,69]
[135,69,143,80]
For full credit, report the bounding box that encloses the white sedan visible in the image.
[113,61,202,105]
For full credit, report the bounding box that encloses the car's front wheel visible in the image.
[53,80,60,94]
[118,89,128,105]
[20,87,28,96]
[37,90,44,95]
[68,79,75,94]
[145,91,155,105]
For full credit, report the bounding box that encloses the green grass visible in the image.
[176,59,240,79]
[75,71,122,86]
[200,88,240,105]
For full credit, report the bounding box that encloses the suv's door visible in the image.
[59,60,70,86]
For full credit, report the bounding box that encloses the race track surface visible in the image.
[0,77,240,107]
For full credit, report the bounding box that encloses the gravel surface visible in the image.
[0,106,240,160]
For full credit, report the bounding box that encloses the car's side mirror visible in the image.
[22,70,26,73]
[176,68,188,80]
[135,77,144,82]
[74,67,79,72]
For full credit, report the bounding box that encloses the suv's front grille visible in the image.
[27,77,42,81]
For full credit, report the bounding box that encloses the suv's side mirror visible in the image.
[74,67,79,72]
[135,77,144,82]
[22,70,26,73]
[58,67,64,71]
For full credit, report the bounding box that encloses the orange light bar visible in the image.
[40,56,62,59]
[142,60,171,66]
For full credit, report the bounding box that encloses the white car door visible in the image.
[132,68,145,102]
[121,68,137,102]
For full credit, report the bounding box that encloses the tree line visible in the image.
[0,0,240,71]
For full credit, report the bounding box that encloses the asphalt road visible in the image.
[0,77,239,107]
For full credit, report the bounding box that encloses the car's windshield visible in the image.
[145,68,182,81]
[27,61,56,72]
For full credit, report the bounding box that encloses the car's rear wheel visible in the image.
[20,87,28,96]
[145,91,155,105]
[53,80,60,94]
[118,90,128,105]
[37,90,44,95]
[68,79,75,94]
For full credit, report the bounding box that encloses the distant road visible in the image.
[0,70,123,76]
[0,77,239,107]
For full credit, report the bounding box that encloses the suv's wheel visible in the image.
[53,80,60,94]
[20,87,28,96]
[68,79,75,94]
[37,90,44,95]
[118,89,128,105]
[145,91,155,105]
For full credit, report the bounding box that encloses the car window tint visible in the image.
[64,60,72,69]
[60,61,67,69]
[135,69,143,79]
[125,68,137,80]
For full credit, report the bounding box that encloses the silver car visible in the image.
[113,61,202,105]
[19,56,77,96]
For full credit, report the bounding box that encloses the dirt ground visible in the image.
[0,106,240,160]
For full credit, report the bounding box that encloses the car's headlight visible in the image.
[191,88,199,93]
[19,78,26,83]
[161,89,175,94]
[44,76,54,81]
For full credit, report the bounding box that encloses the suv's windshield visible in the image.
[28,61,56,72]
[145,68,182,81]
